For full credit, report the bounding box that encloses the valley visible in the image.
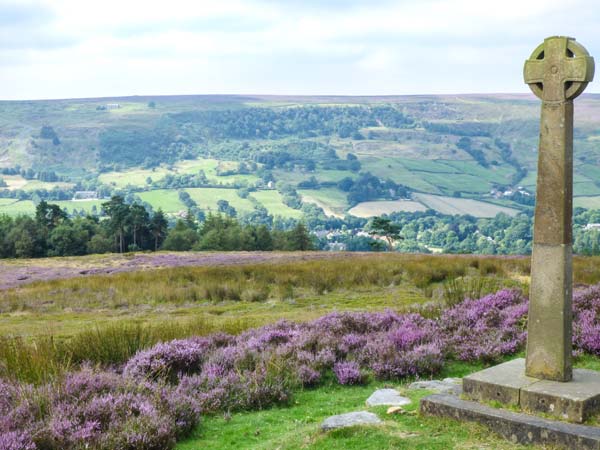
[2,93,599,221]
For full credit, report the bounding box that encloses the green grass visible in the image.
[273,169,357,186]
[99,159,260,189]
[442,160,514,185]
[175,354,599,449]
[250,190,304,218]
[99,167,170,188]
[412,172,490,194]
[299,188,349,217]
[0,199,36,215]
[360,158,440,193]
[19,180,75,191]
[348,200,426,217]
[574,182,600,197]
[53,199,104,214]
[398,158,459,173]
[186,187,256,213]
[413,193,520,217]
[137,189,188,213]
[575,196,600,209]
[176,374,532,450]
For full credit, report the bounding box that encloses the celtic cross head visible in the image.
[524,36,594,102]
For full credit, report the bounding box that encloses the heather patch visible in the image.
[7,285,600,449]
[0,288,531,449]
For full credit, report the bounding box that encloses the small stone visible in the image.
[321,411,382,430]
[366,389,411,407]
[386,406,404,415]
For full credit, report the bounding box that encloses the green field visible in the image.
[574,181,600,197]
[575,196,600,209]
[99,167,171,188]
[186,187,256,213]
[0,199,35,215]
[299,188,349,217]
[138,189,187,213]
[360,157,441,193]
[53,200,104,214]
[413,193,520,217]
[348,200,426,217]
[99,158,260,188]
[250,190,304,219]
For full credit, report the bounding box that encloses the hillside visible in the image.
[1,93,600,219]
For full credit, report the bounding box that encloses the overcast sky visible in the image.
[1,0,599,100]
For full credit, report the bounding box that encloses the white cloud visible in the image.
[1,0,599,99]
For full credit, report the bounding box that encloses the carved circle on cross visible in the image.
[524,36,594,102]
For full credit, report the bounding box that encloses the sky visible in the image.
[1,0,599,100]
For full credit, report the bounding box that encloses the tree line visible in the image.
[0,197,313,259]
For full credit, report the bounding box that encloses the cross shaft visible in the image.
[524,36,594,382]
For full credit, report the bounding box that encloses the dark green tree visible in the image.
[149,209,169,251]
[102,196,130,253]
[162,220,198,251]
[287,222,313,251]
[368,216,402,251]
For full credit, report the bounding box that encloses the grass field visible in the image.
[574,181,600,197]
[186,187,256,213]
[413,193,520,217]
[575,196,600,209]
[99,158,261,189]
[360,158,441,193]
[0,199,35,215]
[0,252,535,341]
[99,167,170,187]
[138,189,187,213]
[53,199,104,214]
[272,169,356,186]
[299,188,349,217]
[348,199,426,217]
[250,190,304,218]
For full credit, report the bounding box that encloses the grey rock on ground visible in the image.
[366,388,411,407]
[409,378,462,395]
[321,411,382,430]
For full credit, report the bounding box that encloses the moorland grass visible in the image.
[2,253,600,384]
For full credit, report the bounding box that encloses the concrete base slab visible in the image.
[420,394,600,450]
[463,358,600,423]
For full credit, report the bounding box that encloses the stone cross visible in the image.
[524,36,594,382]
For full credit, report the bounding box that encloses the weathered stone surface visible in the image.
[409,378,462,395]
[365,389,411,407]
[523,36,594,382]
[462,359,600,423]
[524,36,594,102]
[321,411,382,430]
[526,244,573,381]
[521,368,600,423]
[421,393,600,449]
[463,358,537,406]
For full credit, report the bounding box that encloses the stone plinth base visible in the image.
[420,394,600,449]
[462,358,600,423]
